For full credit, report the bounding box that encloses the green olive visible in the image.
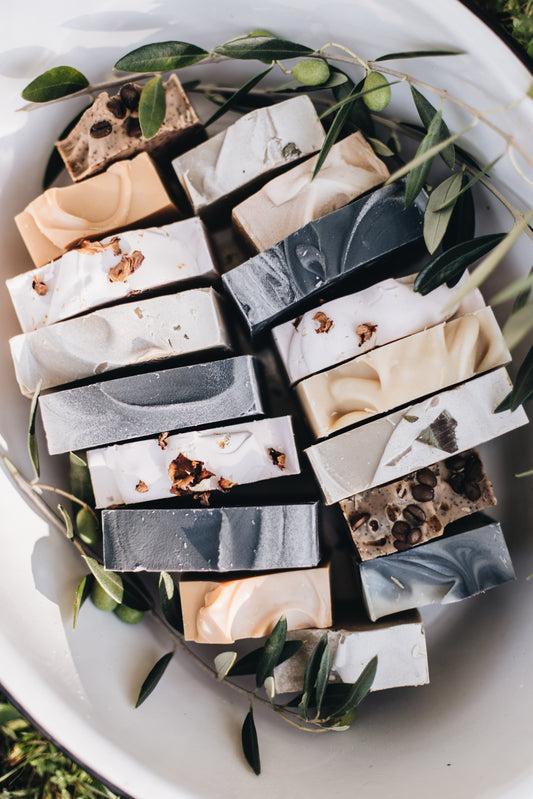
[362,71,391,112]
[292,59,330,87]
[91,581,118,612]
[114,604,145,625]
[76,507,100,546]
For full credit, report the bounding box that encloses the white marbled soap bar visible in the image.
[172,95,325,213]
[9,287,230,396]
[273,273,485,385]
[6,219,217,333]
[273,611,429,694]
[87,416,300,508]
[232,131,389,252]
[305,368,528,504]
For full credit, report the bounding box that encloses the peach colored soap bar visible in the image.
[180,565,332,644]
[232,132,389,252]
[297,306,511,439]
[15,153,179,267]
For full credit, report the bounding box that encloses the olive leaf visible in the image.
[442,174,475,250]
[69,451,95,507]
[27,379,42,480]
[22,66,89,102]
[214,651,237,681]
[404,109,444,207]
[411,86,455,169]
[138,76,166,139]
[57,504,74,540]
[73,573,94,630]
[423,171,463,253]
[241,705,260,776]
[135,651,174,708]
[114,41,209,72]
[256,615,287,688]
[314,639,333,719]
[43,104,92,190]
[516,468,533,477]
[214,36,313,61]
[298,633,330,720]
[323,655,378,723]
[502,303,533,350]
[312,95,353,179]
[491,267,533,307]
[367,137,395,157]
[495,343,533,412]
[204,66,273,128]
[433,155,502,212]
[230,640,303,677]
[264,676,276,707]
[158,571,183,633]
[374,49,465,62]
[514,267,533,313]
[414,233,506,295]
[83,556,150,611]
[332,73,375,138]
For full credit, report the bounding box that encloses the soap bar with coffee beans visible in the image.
[305,368,528,504]
[172,95,325,213]
[359,515,515,621]
[15,153,179,268]
[222,180,426,337]
[179,564,332,644]
[9,287,230,397]
[297,306,510,439]
[39,355,263,455]
[232,131,390,252]
[87,415,300,508]
[273,610,429,694]
[102,504,320,572]
[7,219,217,333]
[273,273,485,385]
[340,451,496,561]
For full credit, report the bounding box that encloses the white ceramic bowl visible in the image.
[1,2,533,797]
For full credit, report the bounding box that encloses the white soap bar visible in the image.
[273,611,429,693]
[273,273,485,384]
[172,95,325,213]
[232,131,389,251]
[6,219,217,332]
[305,368,528,504]
[87,416,300,508]
[9,287,230,397]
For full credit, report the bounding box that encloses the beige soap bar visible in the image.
[15,153,179,267]
[297,307,511,439]
[232,132,389,251]
[180,565,332,644]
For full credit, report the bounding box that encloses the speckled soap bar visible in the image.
[360,516,516,621]
[39,355,263,455]
[7,218,217,333]
[222,180,426,337]
[172,95,325,213]
[102,504,320,572]
[9,287,230,397]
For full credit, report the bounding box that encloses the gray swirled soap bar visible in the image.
[222,179,426,337]
[102,504,320,572]
[39,355,263,455]
[360,516,515,621]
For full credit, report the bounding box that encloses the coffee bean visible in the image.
[120,83,140,110]
[403,504,426,525]
[449,473,465,494]
[407,527,422,545]
[125,116,142,138]
[391,521,410,541]
[465,453,483,483]
[411,483,434,502]
[393,540,411,551]
[107,97,126,119]
[90,120,112,139]
[445,454,466,471]
[464,481,481,501]
[417,468,437,487]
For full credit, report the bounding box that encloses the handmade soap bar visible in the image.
[273,610,429,694]
[340,450,496,560]
[222,180,426,337]
[360,516,515,621]
[172,95,325,213]
[57,75,202,182]
[273,273,485,385]
[10,287,230,397]
[180,565,332,644]
[232,132,389,251]
[87,415,300,508]
[305,368,528,504]
[15,153,179,267]
[39,355,262,455]
[102,504,320,572]
[7,219,217,333]
[297,306,510,438]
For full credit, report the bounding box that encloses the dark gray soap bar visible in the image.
[40,355,263,455]
[360,516,515,621]
[222,179,426,336]
[102,504,320,572]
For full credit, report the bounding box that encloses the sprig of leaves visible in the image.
[27,380,42,480]
[414,233,506,295]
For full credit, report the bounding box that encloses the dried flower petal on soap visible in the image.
[356,322,377,346]
[32,276,48,296]
[109,250,145,283]
[135,480,148,493]
[313,311,334,333]
[268,448,286,469]
[158,432,169,450]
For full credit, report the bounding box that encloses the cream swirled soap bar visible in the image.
[297,306,510,439]
[15,153,179,267]
[7,219,217,332]
[9,287,230,396]
[179,565,332,644]
[232,132,389,251]
[172,95,326,213]
[87,416,300,508]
